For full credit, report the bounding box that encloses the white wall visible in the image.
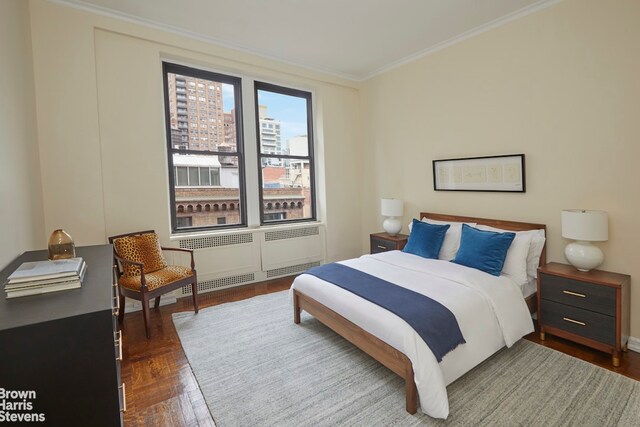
[28,0,363,263]
[360,0,640,335]
[0,0,45,269]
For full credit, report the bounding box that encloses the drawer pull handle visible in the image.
[563,290,586,298]
[119,382,127,412]
[114,330,123,361]
[112,283,120,316]
[376,245,387,249]
[563,317,586,326]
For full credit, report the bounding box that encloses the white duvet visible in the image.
[290,250,534,419]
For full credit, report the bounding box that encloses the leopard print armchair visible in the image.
[109,230,199,338]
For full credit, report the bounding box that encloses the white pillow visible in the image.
[527,230,546,278]
[409,218,477,261]
[475,225,533,287]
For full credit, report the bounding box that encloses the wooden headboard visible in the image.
[419,212,547,268]
[420,212,546,314]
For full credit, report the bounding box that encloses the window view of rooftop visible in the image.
[164,64,315,231]
[256,84,315,224]
[165,66,244,230]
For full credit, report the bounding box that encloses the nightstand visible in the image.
[370,232,408,254]
[537,262,630,367]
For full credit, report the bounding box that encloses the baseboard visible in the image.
[627,336,640,353]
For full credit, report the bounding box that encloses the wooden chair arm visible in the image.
[113,253,149,291]
[160,247,193,254]
[160,247,195,271]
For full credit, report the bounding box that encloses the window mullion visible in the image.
[241,77,260,227]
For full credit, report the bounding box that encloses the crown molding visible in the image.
[47,0,361,82]
[361,0,563,81]
[48,0,562,83]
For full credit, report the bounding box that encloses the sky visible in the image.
[222,84,308,148]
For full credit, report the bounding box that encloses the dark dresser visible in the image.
[0,245,123,426]
[537,262,630,367]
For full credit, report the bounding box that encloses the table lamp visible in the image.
[381,198,403,236]
[561,209,608,271]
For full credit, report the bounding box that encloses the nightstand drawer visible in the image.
[541,300,615,345]
[539,273,616,316]
[371,237,395,253]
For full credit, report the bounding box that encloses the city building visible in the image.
[167,73,225,151]
[174,154,305,227]
[223,110,237,147]
[258,105,282,165]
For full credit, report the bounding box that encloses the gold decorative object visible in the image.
[48,229,76,260]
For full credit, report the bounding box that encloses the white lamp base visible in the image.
[564,241,604,272]
[383,217,402,236]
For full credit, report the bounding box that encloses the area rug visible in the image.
[173,291,640,426]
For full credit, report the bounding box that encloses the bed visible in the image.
[291,212,546,419]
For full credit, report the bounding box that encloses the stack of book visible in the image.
[4,257,87,299]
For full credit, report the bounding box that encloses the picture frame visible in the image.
[432,154,525,192]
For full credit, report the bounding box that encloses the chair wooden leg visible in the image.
[154,296,161,309]
[142,297,151,339]
[118,294,126,323]
[191,278,199,314]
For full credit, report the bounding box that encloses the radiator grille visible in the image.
[181,273,255,294]
[266,261,320,278]
[264,226,319,242]
[179,233,253,250]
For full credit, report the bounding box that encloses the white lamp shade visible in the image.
[381,198,403,217]
[561,210,608,242]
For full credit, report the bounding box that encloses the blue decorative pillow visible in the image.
[402,219,450,259]
[453,224,516,276]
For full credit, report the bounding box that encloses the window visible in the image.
[164,64,317,232]
[163,63,246,232]
[175,167,188,186]
[263,212,286,221]
[199,168,210,186]
[176,217,193,228]
[255,82,316,224]
[173,166,221,187]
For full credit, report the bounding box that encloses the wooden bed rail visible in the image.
[293,289,418,414]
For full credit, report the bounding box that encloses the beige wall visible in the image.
[0,0,45,269]
[360,0,640,335]
[28,0,362,263]
[22,0,640,335]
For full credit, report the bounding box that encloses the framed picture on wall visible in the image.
[432,154,525,192]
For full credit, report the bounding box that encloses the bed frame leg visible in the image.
[405,362,418,414]
[293,292,301,324]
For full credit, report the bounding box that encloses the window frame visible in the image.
[163,62,247,233]
[254,81,317,226]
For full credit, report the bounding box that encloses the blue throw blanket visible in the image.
[304,263,465,362]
